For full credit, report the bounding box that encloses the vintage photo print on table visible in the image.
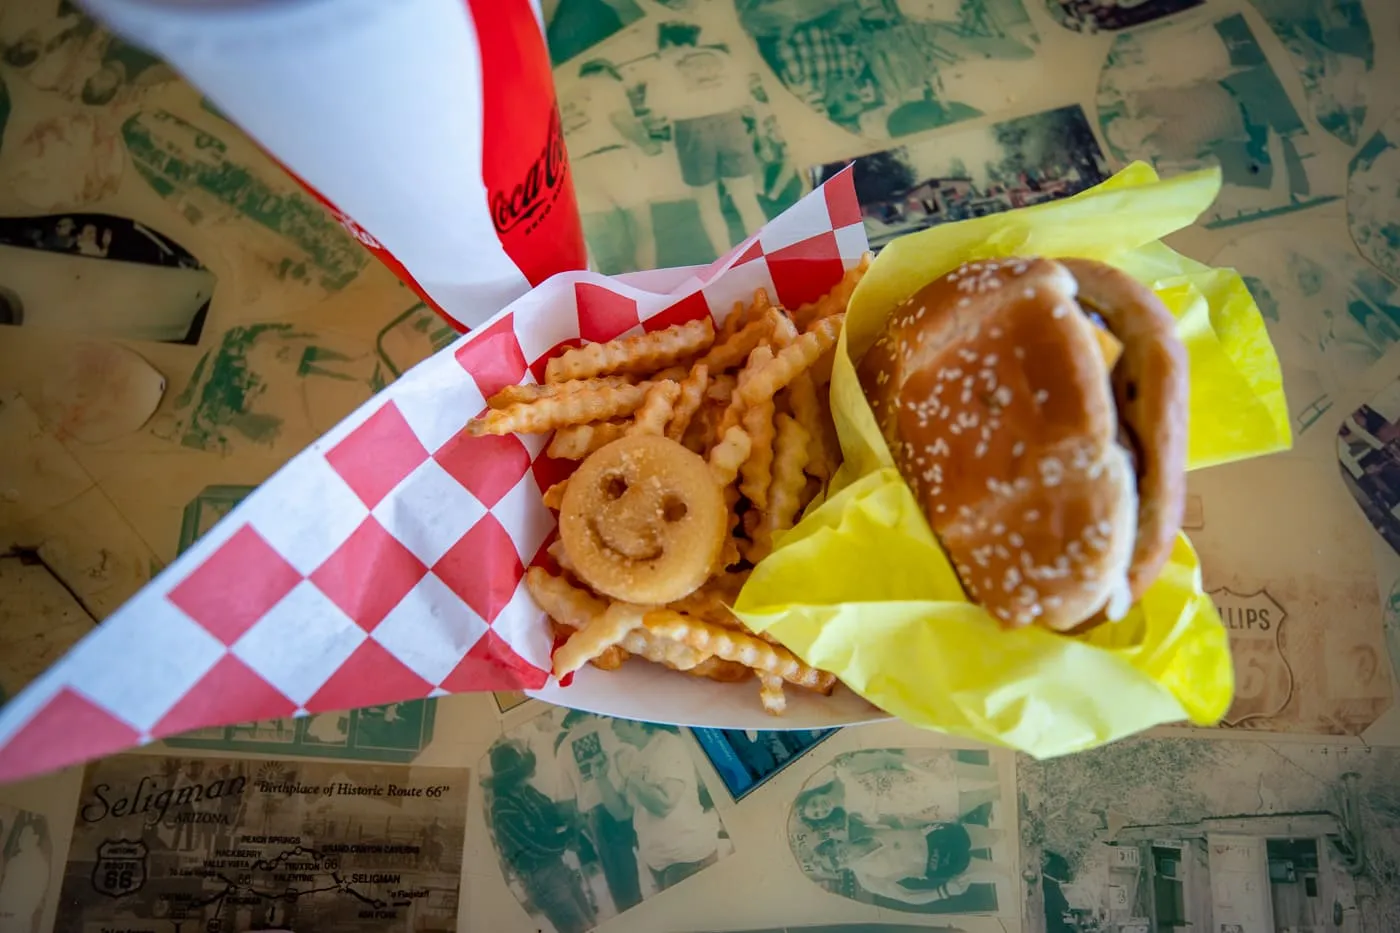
[786,748,1015,917]
[1213,225,1400,443]
[479,707,733,933]
[0,213,214,344]
[1348,109,1400,285]
[1096,12,1339,228]
[1187,452,1393,736]
[1339,380,1400,558]
[690,727,836,801]
[734,0,1041,140]
[0,805,52,933]
[0,2,174,107]
[555,17,802,273]
[811,104,1111,251]
[162,701,438,763]
[1019,737,1400,932]
[1248,0,1375,147]
[54,755,469,933]
[1042,0,1203,34]
[544,0,645,67]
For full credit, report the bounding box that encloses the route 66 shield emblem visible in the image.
[93,839,148,897]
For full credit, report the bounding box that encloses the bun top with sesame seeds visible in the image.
[858,257,1187,632]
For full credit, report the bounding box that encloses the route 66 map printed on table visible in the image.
[54,755,468,933]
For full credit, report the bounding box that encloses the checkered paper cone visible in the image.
[0,172,868,783]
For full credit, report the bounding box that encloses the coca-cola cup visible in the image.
[81,0,586,330]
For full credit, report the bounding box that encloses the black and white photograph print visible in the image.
[813,105,1110,250]
[1020,737,1400,932]
[1044,0,1204,34]
[1096,13,1339,228]
[0,213,215,342]
[735,0,1041,140]
[1338,380,1400,557]
[544,0,646,67]
[690,727,835,800]
[479,709,733,933]
[786,748,1014,916]
[554,18,804,273]
[0,807,52,933]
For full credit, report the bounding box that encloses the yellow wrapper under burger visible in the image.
[735,164,1291,757]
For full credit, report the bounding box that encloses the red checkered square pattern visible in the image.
[326,402,431,508]
[167,526,301,646]
[0,169,865,783]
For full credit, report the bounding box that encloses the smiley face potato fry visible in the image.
[558,434,727,605]
[464,266,869,713]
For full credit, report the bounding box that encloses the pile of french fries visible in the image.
[466,255,870,713]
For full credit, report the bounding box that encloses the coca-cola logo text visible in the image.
[491,108,568,235]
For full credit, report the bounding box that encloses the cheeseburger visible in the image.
[859,257,1188,631]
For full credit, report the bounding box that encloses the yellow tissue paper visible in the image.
[735,164,1291,757]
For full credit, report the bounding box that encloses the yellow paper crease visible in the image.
[735,164,1290,757]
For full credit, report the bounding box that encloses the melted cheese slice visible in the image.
[1092,324,1123,370]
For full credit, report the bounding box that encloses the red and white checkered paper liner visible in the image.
[0,171,876,783]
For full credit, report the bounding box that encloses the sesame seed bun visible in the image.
[858,257,1187,632]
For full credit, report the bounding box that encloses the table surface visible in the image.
[1,1,1399,932]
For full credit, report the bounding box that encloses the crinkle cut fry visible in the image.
[716,343,774,441]
[751,412,811,562]
[641,611,836,692]
[735,314,844,411]
[468,382,651,435]
[626,379,681,437]
[786,373,832,480]
[547,421,629,459]
[527,568,715,676]
[739,400,776,510]
[665,364,709,442]
[546,317,715,383]
[793,253,871,330]
[765,307,799,348]
[716,299,746,342]
[542,479,569,511]
[488,375,633,409]
[553,601,651,677]
[758,672,787,715]
[701,312,776,373]
[707,426,752,487]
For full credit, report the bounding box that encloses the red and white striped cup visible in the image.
[82,0,586,330]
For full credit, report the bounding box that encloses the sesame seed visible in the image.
[1012,441,1025,457]
[974,441,987,457]
[1025,509,1039,521]
[1034,389,1049,404]
[1023,288,1035,299]
[989,326,1002,338]
[1040,458,1064,487]
[994,386,1013,407]
[1009,532,1024,547]
[1052,304,1068,318]
[1014,347,1026,360]
[958,297,972,308]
